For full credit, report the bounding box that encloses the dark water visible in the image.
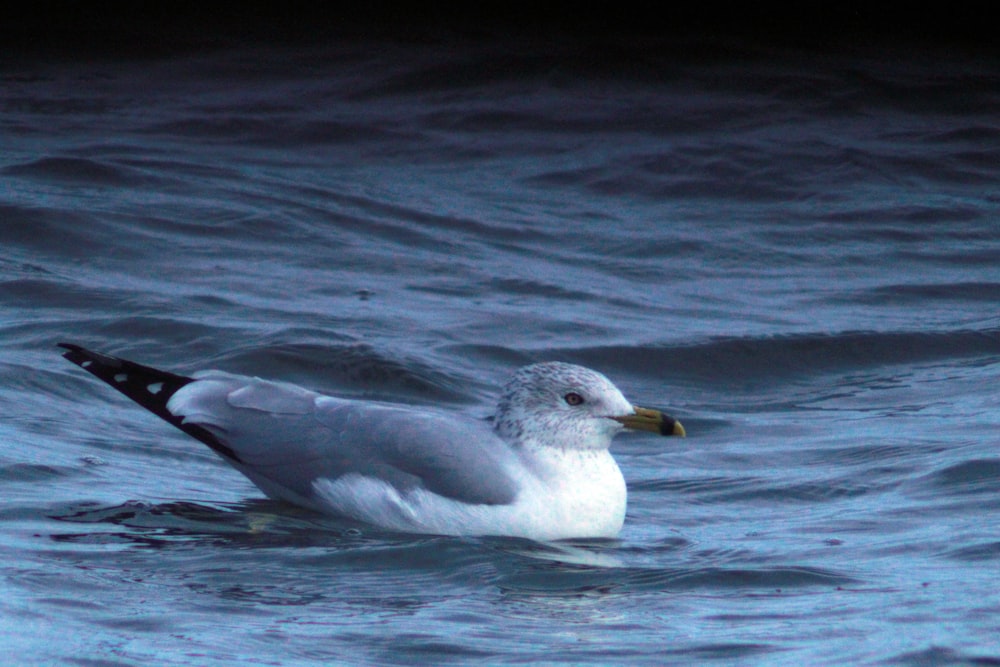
[2,18,999,666]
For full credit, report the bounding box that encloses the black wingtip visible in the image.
[59,342,123,369]
[58,342,243,464]
[58,341,195,419]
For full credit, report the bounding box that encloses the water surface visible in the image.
[2,23,999,666]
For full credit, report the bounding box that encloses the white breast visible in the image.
[311,446,627,541]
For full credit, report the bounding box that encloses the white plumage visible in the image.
[61,344,684,540]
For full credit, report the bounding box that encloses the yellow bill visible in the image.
[612,406,685,437]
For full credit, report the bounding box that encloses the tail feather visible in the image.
[58,343,242,463]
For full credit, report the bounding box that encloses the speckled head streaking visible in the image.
[493,362,638,451]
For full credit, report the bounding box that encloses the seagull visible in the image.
[59,343,684,540]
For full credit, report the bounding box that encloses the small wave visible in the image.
[630,564,855,591]
[142,117,415,148]
[0,201,199,267]
[851,282,1000,305]
[942,541,1000,563]
[0,462,71,482]
[914,458,1000,497]
[214,341,477,404]
[500,561,854,596]
[1,156,148,187]
[890,646,1000,667]
[543,328,1000,386]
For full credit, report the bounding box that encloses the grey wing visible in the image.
[167,372,521,506]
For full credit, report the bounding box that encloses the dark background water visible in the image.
[2,5,999,665]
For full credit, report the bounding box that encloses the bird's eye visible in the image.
[564,392,584,406]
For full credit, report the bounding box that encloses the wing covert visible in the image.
[167,375,521,506]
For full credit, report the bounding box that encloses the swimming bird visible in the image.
[59,343,684,540]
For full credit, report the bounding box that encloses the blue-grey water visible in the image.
[2,20,999,666]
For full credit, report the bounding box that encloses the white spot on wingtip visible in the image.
[81,360,93,368]
[113,373,128,383]
[147,382,164,394]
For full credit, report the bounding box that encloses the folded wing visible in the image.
[61,344,523,512]
[165,372,523,507]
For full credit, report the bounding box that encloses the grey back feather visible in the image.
[171,372,521,506]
